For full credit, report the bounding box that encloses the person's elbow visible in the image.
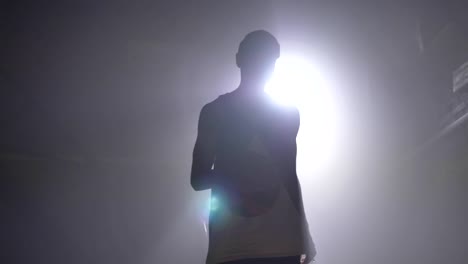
[191,172,209,191]
[190,178,204,191]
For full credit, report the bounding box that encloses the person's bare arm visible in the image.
[281,107,317,263]
[191,104,217,191]
[284,107,300,176]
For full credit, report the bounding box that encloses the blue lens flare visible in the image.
[210,196,219,211]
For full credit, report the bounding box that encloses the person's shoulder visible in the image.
[205,92,234,109]
[200,92,233,117]
[215,91,235,104]
[283,105,300,117]
[271,102,299,119]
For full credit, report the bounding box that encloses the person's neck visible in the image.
[236,79,265,97]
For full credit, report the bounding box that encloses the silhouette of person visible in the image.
[191,30,316,264]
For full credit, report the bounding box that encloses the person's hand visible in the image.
[301,254,315,264]
[301,243,317,264]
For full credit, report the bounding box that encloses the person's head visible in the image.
[236,30,280,89]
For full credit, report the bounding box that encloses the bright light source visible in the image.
[264,56,328,108]
[265,55,340,174]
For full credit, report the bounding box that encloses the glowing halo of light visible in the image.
[264,55,339,174]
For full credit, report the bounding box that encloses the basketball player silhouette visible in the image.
[191,30,316,264]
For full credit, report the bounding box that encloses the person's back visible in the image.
[191,30,316,264]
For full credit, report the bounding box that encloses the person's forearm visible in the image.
[191,168,215,191]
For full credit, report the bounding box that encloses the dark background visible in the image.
[1,1,468,264]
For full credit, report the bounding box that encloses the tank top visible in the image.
[204,91,313,264]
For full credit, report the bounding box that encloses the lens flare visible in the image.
[210,196,219,211]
